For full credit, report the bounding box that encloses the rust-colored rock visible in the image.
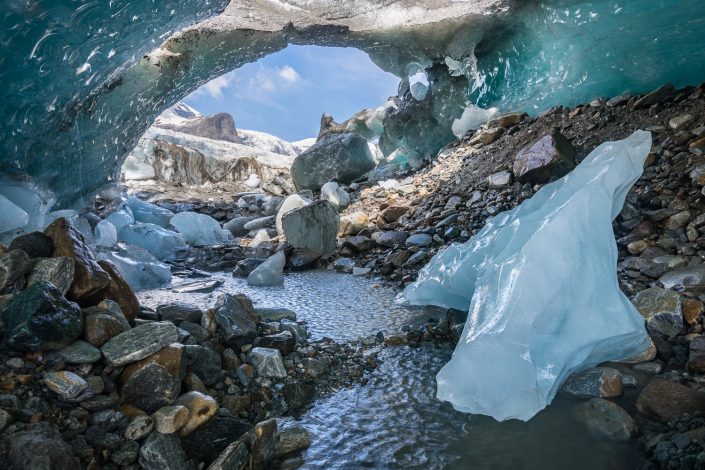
[83,311,127,347]
[683,299,704,325]
[98,260,140,324]
[44,218,110,305]
[175,391,218,437]
[636,379,705,423]
[120,343,185,413]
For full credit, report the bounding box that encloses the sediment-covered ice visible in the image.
[403,131,653,421]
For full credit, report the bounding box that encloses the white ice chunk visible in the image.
[321,182,351,209]
[170,211,230,246]
[276,194,311,235]
[451,104,498,138]
[250,229,271,247]
[244,173,261,189]
[0,178,55,241]
[403,130,653,422]
[127,196,174,228]
[96,243,171,290]
[94,220,118,247]
[118,222,187,260]
[121,154,156,180]
[0,194,29,235]
[247,251,285,286]
[106,207,135,232]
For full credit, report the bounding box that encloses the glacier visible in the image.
[402,131,653,421]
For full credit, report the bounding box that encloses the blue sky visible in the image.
[184,45,400,142]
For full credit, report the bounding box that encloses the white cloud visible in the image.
[202,73,232,98]
[278,65,301,83]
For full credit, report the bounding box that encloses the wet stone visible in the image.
[4,422,80,469]
[26,256,75,296]
[98,259,140,324]
[249,347,287,378]
[84,311,127,347]
[8,232,53,258]
[181,414,252,464]
[636,379,705,423]
[101,321,178,366]
[632,287,683,338]
[576,398,636,442]
[214,293,259,349]
[58,340,101,363]
[659,266,705,294]
[43,371,88,399]
[560,367,623,399]
[254,331,296,356]
[119,343,184,413]
[183,344,223,386]
[207,441,249,470]
[175,391,218,437]
[139,430,190,470]
[275,424,311,458]
[124,415,153,441]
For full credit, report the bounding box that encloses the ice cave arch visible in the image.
[2,0,705,214]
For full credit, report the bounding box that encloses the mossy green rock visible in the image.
[2,280,82,351]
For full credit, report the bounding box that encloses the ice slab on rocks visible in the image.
[97,244,171,290]
[0,194,29,236]
[127,196,174,228]
[170,212,230,246]
[119,223,187,260]
[402,130,653,422]
[247,251,285,287]
[95,220,118,248]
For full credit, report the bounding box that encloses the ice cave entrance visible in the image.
[121,45,401,190]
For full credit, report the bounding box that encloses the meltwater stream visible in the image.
[138,270,643,469]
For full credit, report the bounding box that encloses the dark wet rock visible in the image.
[254,331,296,356]
[290,132,376,191]
[372,230,408,247]
[286,248,321,270]
[4,422,79,469]
[636,379,705,423]
[283,381,316,410]
[119,343,184,413]
[214,293,259,349]
[207,441,249,470]
[282,200,339,255]
[688,336,705,373]
[97,260,140,324]
[576,398,636,442]
[487,112,527,128]
[181,414,252,464]
[84,310,127,347]
[513,130,575,184]
[256,307,297,322]
[8,231,53,258]
[101,321,178,366]
[2,280,82,351]
[43,371,87,399]
[44,217,111,304]
[156,301,202,323]
[241,418,278,469]
[249,347,287,378]
[632,83,676,109]
[233,258,266,277]
[176,391,219,437]
[333,257,355,273]
[342,236,375,253]
[179,321,210,341]
[27,256,74,296]
[58,340,102,363]
[659,266,705,294]
[111,439,140,465]
[405,233,433,247]
[275,424,311,458]
[224,216,256,237]
[139,430,190,470]
[0,249,32,289]
[183,344,223,386]
[632,287,683,338]
[561,367,623,398]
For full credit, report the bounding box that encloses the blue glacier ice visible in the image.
[118,222,187,261]
[127,196,174,228]
[96,244,172,290]
[170,212,231,247]
[402,131,653,421]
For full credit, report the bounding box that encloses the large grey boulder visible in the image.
[290,133,375,191]
[281,200,339,255]
[214,293,259,349]
[513,130,575,184]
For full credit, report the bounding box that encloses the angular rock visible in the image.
[97,260,140,324]
[282,200,339,255]
[632,83,675,109]
[124,414,154,441]
[152,405,190,434]
[247,251,285,287]
[101,321,178,366]
[275,425,311,458]
[338,211,369,237]
[0,249,32,288]
[290,133,376,191]
[469,126,505,145]
[224,216,256,237]
[157,301,202,323]
[321,181,351,209]
[43,371,88,399]
[181,414,252,464]
[233,258,266,277]
[688,336,705,373]
[44,217,111,304]
[207,441,249,470]
[372,230,408,247]
[513,130,575,184]
[8,231,53,258]
[632,287,683,338]
[249,347,287,378]
[84,311,127,347]
[27,256,74,296]
[636,379,705,423]
[215,293,259,349]
[381,205,408,223]
[256,307,297,322]
[561,367,623,398]
[4,422,79,469]
[175,391,219,437]
[139,430,190,470]
[58,340,102,364]
[487,112,526,128]
[242,418,278,469]
[659,266,705,294]
[120,342,184,413]
[275,194,312,235]
[576,398,636,442]
[183,344,223,386]
[254,331,296,356]
[487,170,512,188]
[333,257,355,273]
[2,280,82,351]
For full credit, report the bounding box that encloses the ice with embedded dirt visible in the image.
[403,131,653,421]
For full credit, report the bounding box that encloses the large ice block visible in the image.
[170,212,230,247]
[127,196,174,228]
[118,222,187,260]
[96,244,171,290]
[403,131,653,421]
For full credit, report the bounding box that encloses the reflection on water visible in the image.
[139,270,642,469]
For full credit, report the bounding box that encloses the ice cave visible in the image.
[2,1,705,469]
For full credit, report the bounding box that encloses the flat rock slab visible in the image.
[172,279,223,294]
[636,379,705,423]
[101,321,178,366]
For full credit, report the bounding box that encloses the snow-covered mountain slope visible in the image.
[238,129,298,157]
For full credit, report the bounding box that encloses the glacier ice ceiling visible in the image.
[2,0,705,209]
